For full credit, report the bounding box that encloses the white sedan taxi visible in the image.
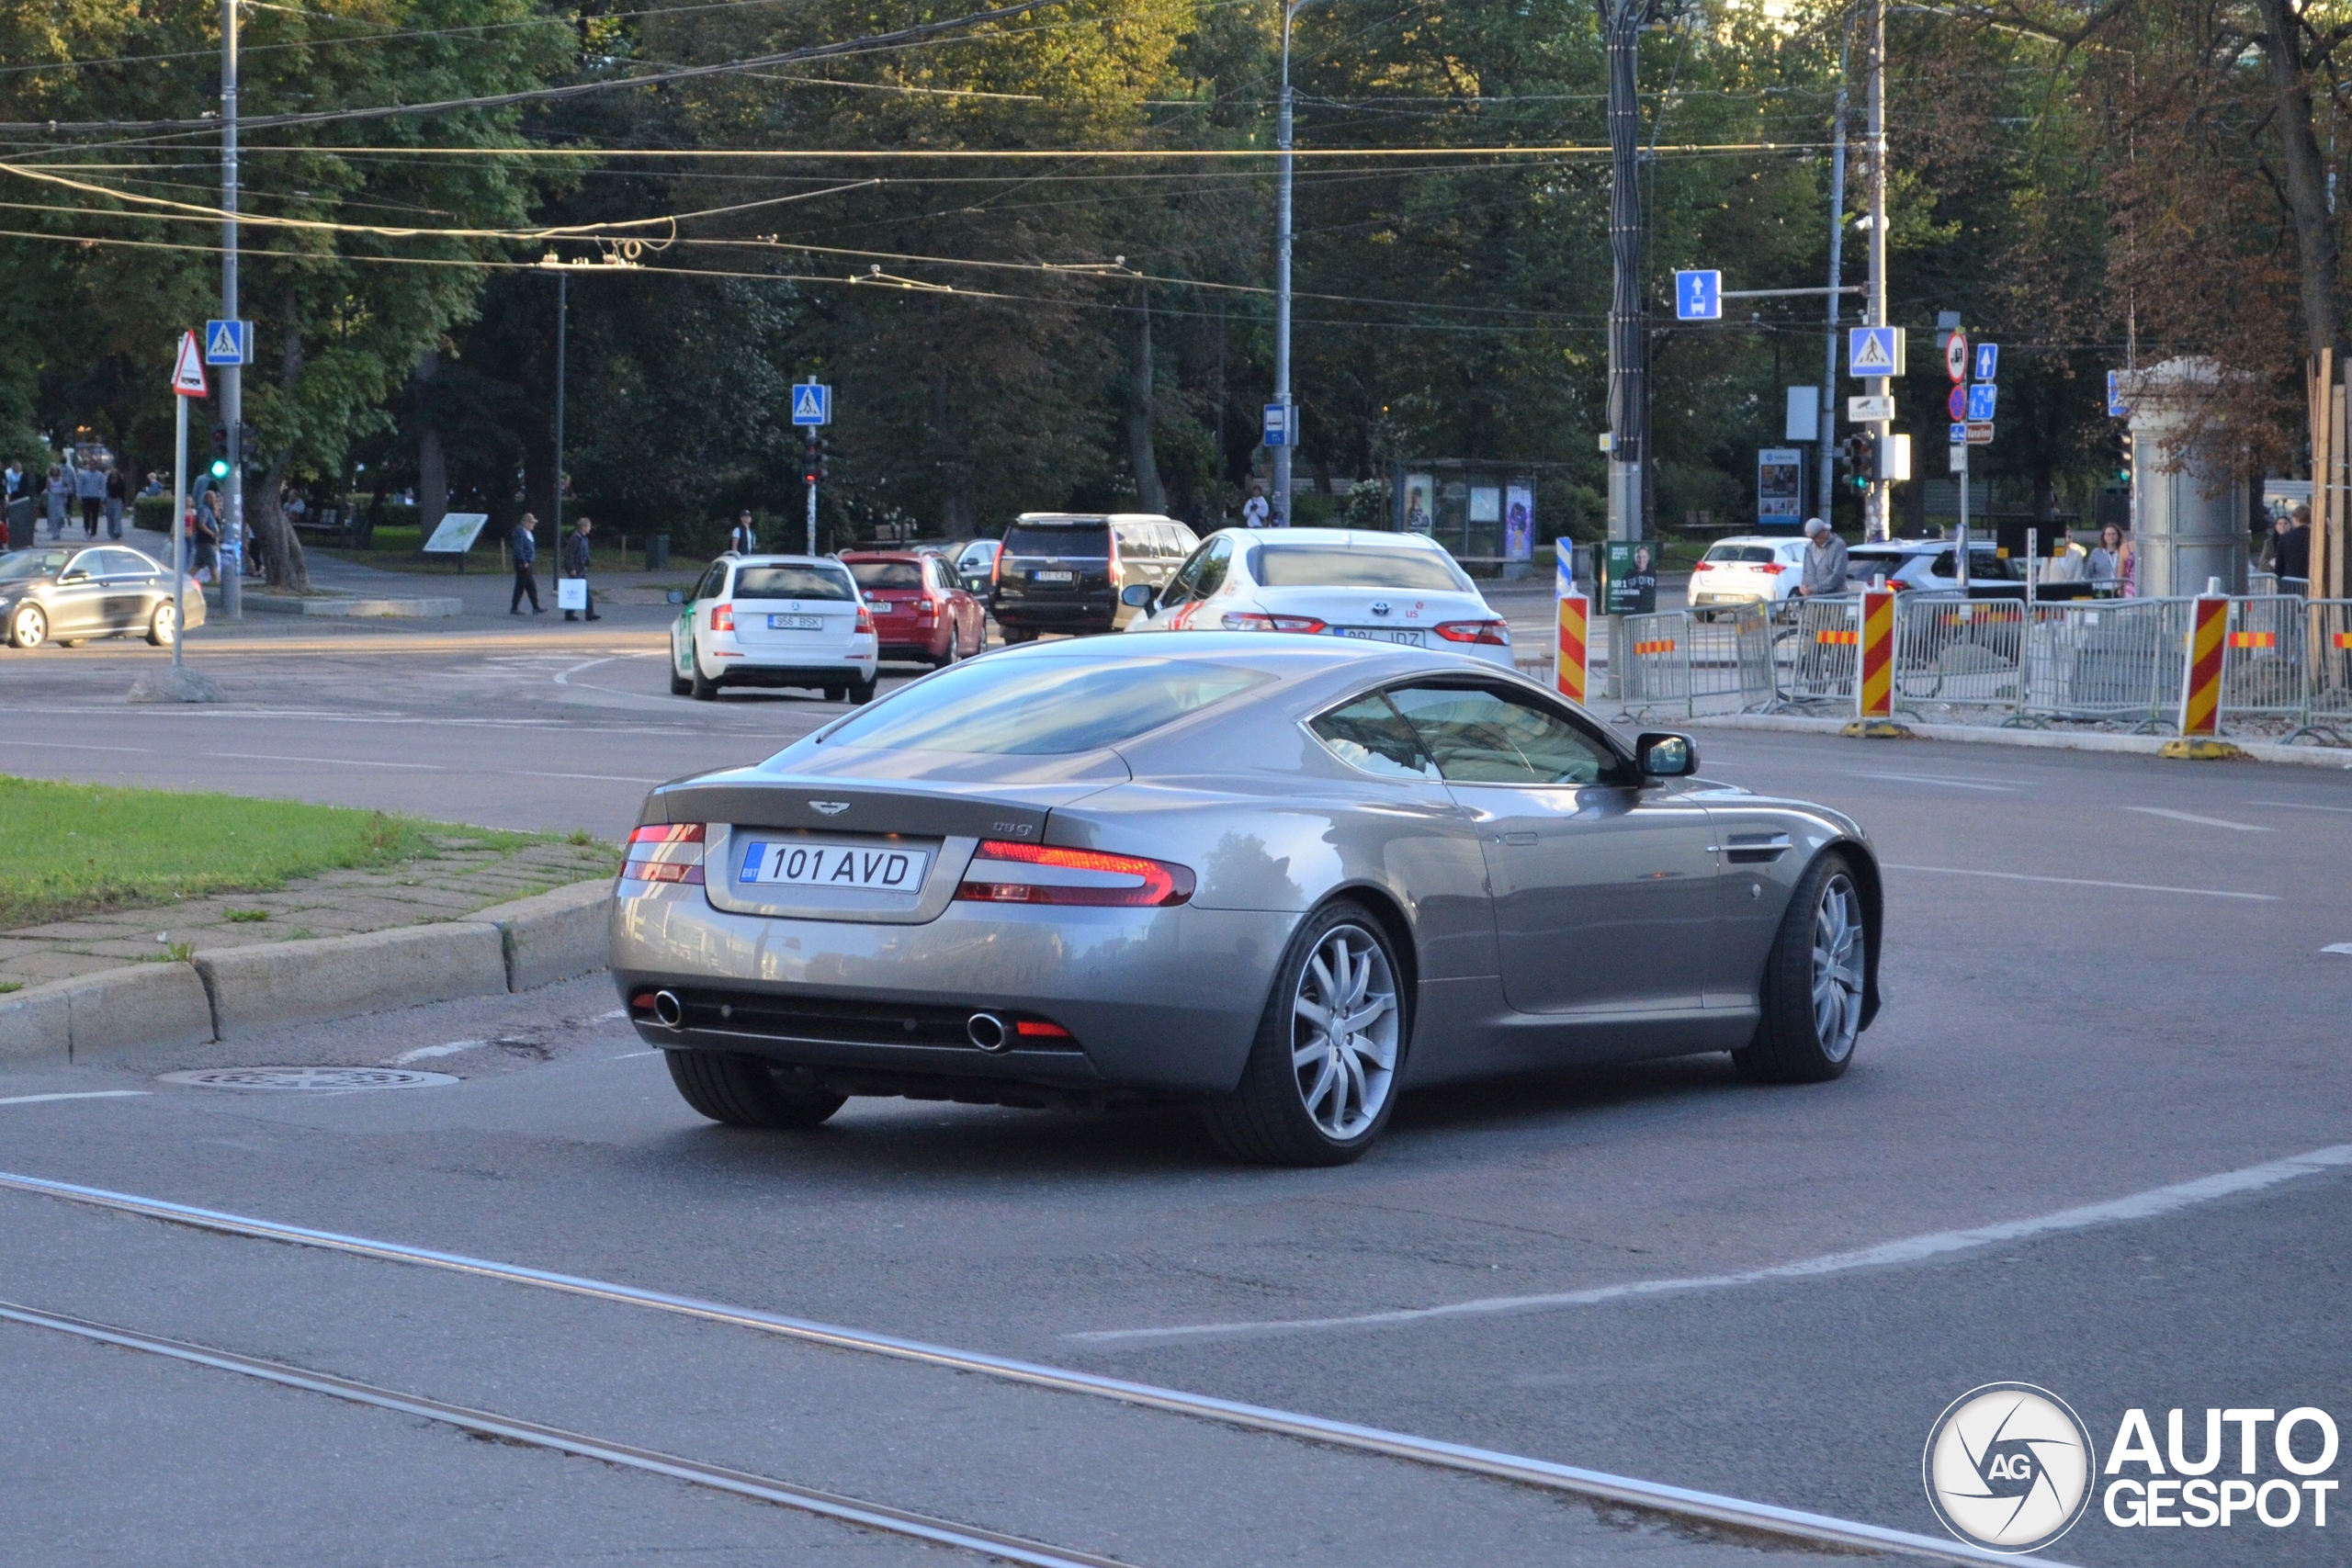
[1119,527,1512,668]
[670,554,879,704]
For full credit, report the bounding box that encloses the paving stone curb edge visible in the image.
[0,877,614,1068]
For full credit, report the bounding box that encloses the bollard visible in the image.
[1858,587,1896,718]
[2178,592,2228,735]
[1556,592,1589,705]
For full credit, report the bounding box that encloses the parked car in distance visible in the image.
[989,513,1200,642]
[1690,536,1808,607]
[1846,540,2098,601]
[613,633,1882,1165]
[841,550,986,668]
[1122,527,1513,668]
[952,538,1000,588]
[669,554,878,704]
[0,545,205,649]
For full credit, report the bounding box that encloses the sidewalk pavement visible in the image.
[0,837,617,992]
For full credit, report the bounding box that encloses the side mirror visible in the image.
[59,570,87,584]
[1119,582,1156,608]
[1634,731,1697,778]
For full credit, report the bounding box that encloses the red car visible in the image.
[841,550,987,667]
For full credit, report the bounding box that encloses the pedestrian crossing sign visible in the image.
[790,382,831,426]
[1848,326,1904,377]
[203,319,252,365]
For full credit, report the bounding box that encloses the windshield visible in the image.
[732,565,855,601]
[814,656,1273,754]
[1249,544,1470,592]
[848,560,924,591]
[0,549,73,582]
[1002,523,1109,559]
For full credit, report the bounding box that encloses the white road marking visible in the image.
[609,1049,660,1060]
[507,770,669,784]
[209,751,444,771]
[551,655,622,687]
[1853,772,2017,792]
[1071,1144,2352,1347]
[389,1040,486,1065]
[5,740,153,753]
[0,1090,149,1109]
[1884,863,2277,899]
[595,1009,628,1021]
[2122,806,2271,832]
[2324,942,2352,956]
[2250,799,2352,815]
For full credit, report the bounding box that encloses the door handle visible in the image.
[1499,831,1539,846]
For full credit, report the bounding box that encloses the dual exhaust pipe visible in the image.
[646,990,1012,1054]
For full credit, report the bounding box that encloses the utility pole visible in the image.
[219,0,243,617]
[1272,0,1301,527]
[553,268,567,536]
[1602,0,1648,547]
[1819,19,1852,525]
[1862,0,1891,543]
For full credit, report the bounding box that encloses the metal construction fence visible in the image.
[1590,591,2352,744]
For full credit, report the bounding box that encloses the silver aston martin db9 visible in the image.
[612,633,1881,1165]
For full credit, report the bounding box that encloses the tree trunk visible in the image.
[1126,284,1167,513]
[255,298,310,591]
[2255,0,2346,357]
[413,351,449,538]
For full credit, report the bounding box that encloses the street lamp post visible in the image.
[1272,0,1302,527]
[218,0,243,618]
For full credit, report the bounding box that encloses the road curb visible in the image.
[470,879,615,993]
[0,964,215,1068]
[237,593,462,618]
[1680,712,2352,767]
[195,923,509,1038]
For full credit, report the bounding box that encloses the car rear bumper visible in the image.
[992,595,1114,630]
[610,881,1293,1095]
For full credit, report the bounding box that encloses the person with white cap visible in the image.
[1796,517,1849,597]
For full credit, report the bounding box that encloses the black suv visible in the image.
[989,513,1199,641]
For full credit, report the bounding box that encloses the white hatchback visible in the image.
[1690,535,1808,605]
[670,554,879,703]
[1120,527,1512,668]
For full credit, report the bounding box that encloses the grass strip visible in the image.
[0,776,548,930]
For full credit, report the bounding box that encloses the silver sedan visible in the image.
[1,545,205,649]
[612,634,1882,1165]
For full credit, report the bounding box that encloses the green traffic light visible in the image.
[209,458,231,480]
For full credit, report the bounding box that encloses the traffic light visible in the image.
[816,435,832,483]
[801,430,820,488]
[208,421,231,482]
[2115,434,2134,487]
[1839,433,1873,494]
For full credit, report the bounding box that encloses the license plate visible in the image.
[767,614,823,630]
[1339,627,1423,646]
[740,840,931,892]
[1033,570,1074,583]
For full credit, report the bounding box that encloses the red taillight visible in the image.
[1694,560,1717,571]
[623,822,706,884]
[855,605,876,635]
[955,840,1194,908]
[1220,611,1328,634]
[1433,618,1511,646]
[989,548,1002,587]
[1758,562,1788,576]
[711,603,735,633]
[915,596,939,619]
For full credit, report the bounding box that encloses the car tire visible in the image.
[1202,899,1407,1168]
[147,602,177,648]
[937,625,960,668]
[689,647,719,702]
[665,1050,847,1129]
[9,604,47,649]
[1001,626,1035,645]
[848,675,877,705]
[669,646,692,695]
[1732,850,1868,1085]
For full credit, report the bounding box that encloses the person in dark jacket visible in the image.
[560,515,600,621]
[103,465,126,539]
[2271,503,2312,585]
[510,513,544,615]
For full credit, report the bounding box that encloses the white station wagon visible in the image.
[670,554,879,704]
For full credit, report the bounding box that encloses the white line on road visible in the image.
[2122,806,2272,832]
[1853,772,2018,792]
[1070,1144,2352,1348]
[1883,864,2278,900]
[2324,942,2352,956]
[508,770,670,784]
[209,751,445,771]
[389,1041,487,1066]
[551,655,623,687]
[609,1049,660,1060]
[5,740,154,753]
[0,1091,149,1109]
[2250,799,2352,815]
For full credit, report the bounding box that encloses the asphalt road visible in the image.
[2,599,2349,1565]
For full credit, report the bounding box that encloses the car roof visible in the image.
[729,554,854,566]
[1233,527,1446,550]
[1704,535,1807,549]
[1012,512,1183,526]
[838,550,924,562]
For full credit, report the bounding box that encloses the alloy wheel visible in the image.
[1291,923,1398,1140]
[1811,873,1865,1063]
[11,604,46,649]
[152,604,177,646]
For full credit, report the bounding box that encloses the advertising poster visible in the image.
[1401,473,1435,533]
[1603,539,1657,615]
[1504,483,1534,561]
[1757,447,1804,527]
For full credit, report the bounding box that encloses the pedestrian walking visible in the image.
[74,459,104,537]
[1240,482,1270,529]
[728,509,757,555]
[1795,517,1849,597]
[3,458,23,506]
[561,515,600,621]
[2272,502,2312,586]
[103,465,125,539]
[509,513,544,615]
[44,466,68,539]
[191,489,221,582]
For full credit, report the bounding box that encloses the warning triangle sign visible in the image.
[171,331,209,396]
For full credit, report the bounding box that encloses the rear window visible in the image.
[1003,523,1109,558]
[1249,544,1470,592]
[1704,545,1779,564]
[1847,549,1910,568]
[848,560,923,591]
[815,656,1273,755]
[733,565,855,601]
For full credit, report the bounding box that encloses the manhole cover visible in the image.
[160,1067,459,1092]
